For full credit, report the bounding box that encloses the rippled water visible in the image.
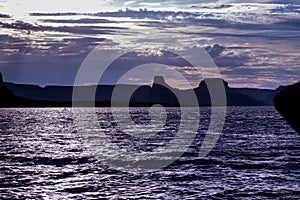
[0,107,299,199]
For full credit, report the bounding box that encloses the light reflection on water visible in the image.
[0,107,299,199]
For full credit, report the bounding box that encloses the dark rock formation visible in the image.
[1,72,270,107]
[236,86,286,106]
[0,72,71,107]
[148,76,180,106]
[274,82,300,134]
[0,72,23,107]
[194,78,264,106]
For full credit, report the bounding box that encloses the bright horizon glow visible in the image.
[0,0,118,19]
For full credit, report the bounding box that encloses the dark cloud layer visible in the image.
[0,13,10,18]
[0,21,126,35]
[205,44,250,68]
[41,18,115,24]
[206,44,226,58]
[0,34,106,57]
[29,7,300,33]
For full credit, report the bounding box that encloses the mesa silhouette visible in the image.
[0,72,286,107]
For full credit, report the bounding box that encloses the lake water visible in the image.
[0,107,299,199]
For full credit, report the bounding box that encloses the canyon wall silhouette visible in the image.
[0,72,287,107]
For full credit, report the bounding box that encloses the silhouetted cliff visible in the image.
[195,78,264,106]
[1,72,280,107]
[274,82,300,134]
[0,72,24,107]
[0,72,72,107]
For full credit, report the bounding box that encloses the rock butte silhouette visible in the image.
[274,82,300,135]
[0,72,287,107]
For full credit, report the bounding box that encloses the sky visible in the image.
[0,0,299,89]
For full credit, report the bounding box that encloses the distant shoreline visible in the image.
[0,73,286,108]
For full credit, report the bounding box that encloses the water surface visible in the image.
[0,107,299,199]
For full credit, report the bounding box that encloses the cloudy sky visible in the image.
[0,0,299,89]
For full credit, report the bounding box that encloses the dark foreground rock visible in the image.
[274,82,300,134]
